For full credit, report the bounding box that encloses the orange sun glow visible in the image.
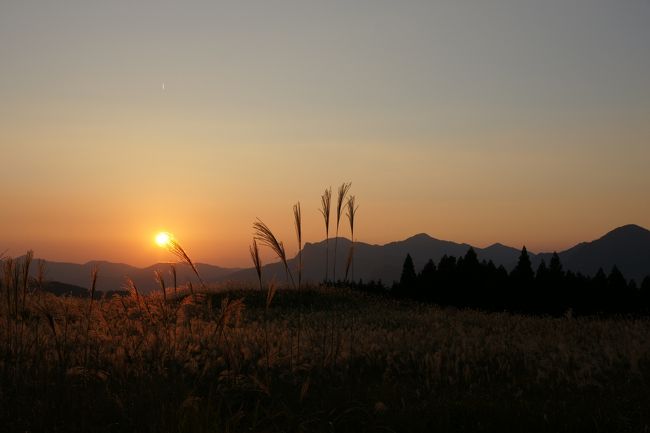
[155,232,173,248]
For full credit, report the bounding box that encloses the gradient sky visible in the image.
[2,0,649,267]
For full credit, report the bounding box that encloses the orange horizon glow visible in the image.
[1,2,649,268]
[2,212,649,268]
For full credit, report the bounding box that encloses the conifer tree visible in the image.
[399,254,417,294]
[512,246,534,282]
[548,252,563,278]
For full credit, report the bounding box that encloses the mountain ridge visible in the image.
[15,224,650,292]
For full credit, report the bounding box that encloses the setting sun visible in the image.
[155,232,173,248]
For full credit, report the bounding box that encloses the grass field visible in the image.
[1,286,649,432]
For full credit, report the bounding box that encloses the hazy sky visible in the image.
[2,0,649,267]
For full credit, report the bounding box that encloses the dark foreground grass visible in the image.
[1,287,649,432]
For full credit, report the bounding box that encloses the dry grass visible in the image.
[1,273,649,433]
[293,202,302,290]
[253,218,295,288]
[334,182,352,281]
[319,187,332,282]
[249,238,263,291]
[345,195,358,282]
[165,236,205,289]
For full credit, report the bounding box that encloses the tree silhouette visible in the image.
[548,252,563,277]
[591,268,608,312]
[536,260,548,280]
[607,266,628,312]
[459,248,481,307]
[398,254,417,297]
[417,259,436,300]
[509,247,534,311]
[511,247,534,282]
[350,246,649,317]
[641,276,650,313]
[437,255,457,305]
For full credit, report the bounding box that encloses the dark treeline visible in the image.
[343,247,650,316]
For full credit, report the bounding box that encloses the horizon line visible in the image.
[6,223,646,269]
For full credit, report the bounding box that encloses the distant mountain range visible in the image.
[27,261,239,294]
[219,224,650,286]
[23,224,650,293]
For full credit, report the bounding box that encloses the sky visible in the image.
[1,0,649,267]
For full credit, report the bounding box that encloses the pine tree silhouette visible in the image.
[417,259,436,300]
[350,246,649,316]
[512,247,534,281]
[641,276,650,313]
[607,266,628,312]
[548,252,563,277]
[510,246,534,311]
[591,268,608,313]
[398,253,417,297]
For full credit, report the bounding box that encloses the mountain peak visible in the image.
[606,224,649,235]
[485,242,509,249]
[597,224,650,243]
[555,223,650,281]
[407,233,434,241]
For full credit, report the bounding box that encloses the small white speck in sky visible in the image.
[162,82,165,91]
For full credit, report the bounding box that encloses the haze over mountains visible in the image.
[24,224,650,293]
[29,261,238,294]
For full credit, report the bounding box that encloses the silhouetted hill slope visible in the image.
[224,225,650,285]
[482,243,523,266]
[538,224,650,282]
[27,261,240,293]
[41,280,90,297]
[19,224,650,290]
[222,235,524,285]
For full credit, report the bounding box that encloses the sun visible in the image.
[155,232,173,248]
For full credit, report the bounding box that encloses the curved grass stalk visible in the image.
[319,187,332,282]
[253,219,295,288]
[165,237,205,290]
[293,202,302,290]
[249,239,263,291]
[333,182,351,282]
[346,195,358,282]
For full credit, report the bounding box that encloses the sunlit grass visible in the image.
[1,276,649,432]
[333,182,351,282]
[155,231,204,289]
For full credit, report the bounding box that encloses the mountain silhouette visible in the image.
[21,224,650,291]
[233,225,650,285]
[539,224,650,282]
[27,260,239,294]
[223,234,522,285]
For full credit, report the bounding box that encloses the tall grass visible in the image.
[345,195,358,282]
[21,250,33,314]
[164,236,205,289]
[249,239,263,291]
[2,283,649,433]
[84,265,98,366]
[3,257,15,319]
[154,269,167,302]
[333,182,351,282]
[319,187,332,282]
[2,251,33,323]
[36,259,46,291]
[293,202,302,290]
[264,280,277,380]
[249,237,277,380]
[170,264,178,298]
[253,218,295,288]
[293,201,303,361]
